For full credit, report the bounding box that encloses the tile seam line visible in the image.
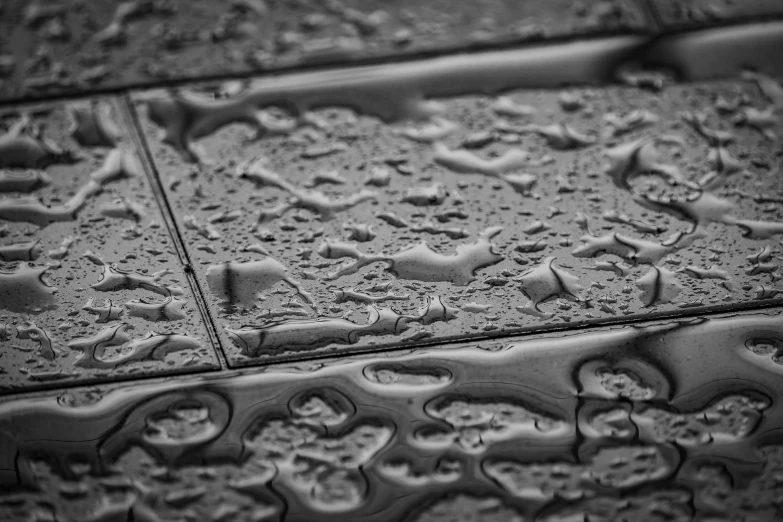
[221,299,783,370]
[0,364,223,400]
[119,93,230,371]
[2,299,781,400]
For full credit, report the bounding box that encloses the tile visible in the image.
[650,0,783,28]
[0,97,219,392]
[0,0,652,101]
[640,21,783,81]
[134,47,783,367]
[1,307,782,521]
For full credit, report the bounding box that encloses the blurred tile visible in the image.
[650,0,783,28]
[1,307,781,520]
[0,0,652,101]
[133,51,783,367]
[640,21,783,80]
[0,97,219,392]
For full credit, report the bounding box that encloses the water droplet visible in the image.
[492,96,536,118]
[92,263,184,297]
[516,257,582,318]
[343,222,377,242]
[47,236,74,260]
[363,363,452,387]
[68,324,203,369]
[514,122,597,150]
[68,101,121,147]
[100,198,145,222]
[401,183,448,207]
[573,232,677,265]
[397,117,459,143]
[0,169,51,193]
[229,295,456,356]
[305,169,347,188]
[16,320,55,361]
[636,266,683,307]
[0,263,57,313]
[376,211,409,228]
[239,157,377,223]
[410,222,469,239]
[125,297,187,322]
[333,288,409,304]
[0,240,42,262]
[82,297,124,323]
[433,142,531,177]
[320,226,503,284]
[0,148,140,226]
[635,392,770,445]
[206,258,313,307]
[364,166,392,187]
[0,114,76,169]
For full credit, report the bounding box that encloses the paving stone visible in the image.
[0,98,220,392]
[134,44,783,367]
[640,21,783,81]
[650,0,783,28]
[1,307,781,521]
[0,0,652,102]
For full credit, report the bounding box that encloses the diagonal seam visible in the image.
[117,93,229,372]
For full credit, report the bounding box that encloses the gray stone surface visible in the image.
[0,98,220,392]
[0,0,651,101]
[650,0,783,28]
[134,57,783,366]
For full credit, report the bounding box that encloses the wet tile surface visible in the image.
[0,98,219,392]
[1,308,782,521]
[650,0,783,28]
[134,59,783,366]
[0,0,652,102]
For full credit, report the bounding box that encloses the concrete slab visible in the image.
[0,97,220,393]
[0,0,652,101]
[134,46,783,367]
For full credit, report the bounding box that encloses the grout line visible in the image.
[0,364,223,401]
[223,299,783,371]
[118,93,230,371]
[2,300,781,400]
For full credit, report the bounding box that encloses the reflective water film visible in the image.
[1,309,783,521]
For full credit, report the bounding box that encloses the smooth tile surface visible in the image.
[0,98,219,392]
[0,0,651,101]
[134,55,783,366]
[1,308,782,521]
